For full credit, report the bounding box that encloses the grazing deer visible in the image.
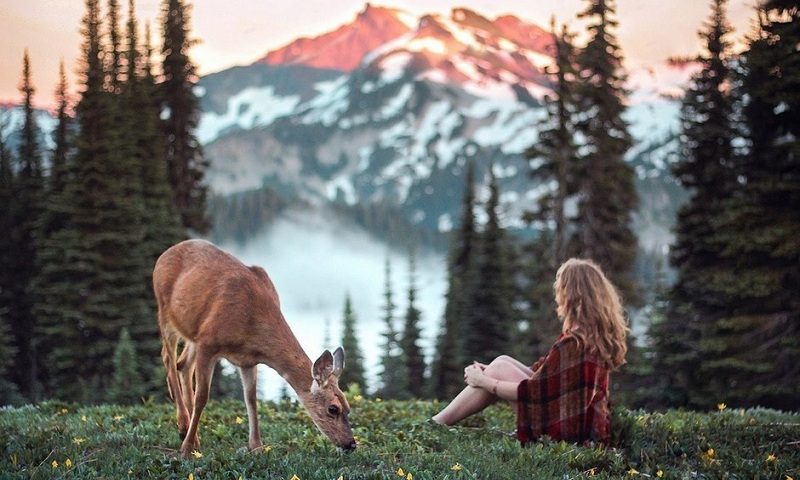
[153,239,356,457]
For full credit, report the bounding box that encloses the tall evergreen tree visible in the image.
[523,21,581,359]
[108,327,145,404]
[125,1,184,395]
[430,161,477,399]
[526,20,580,265]
[0,124,22,404]
[400,248,426,398]
[31,61,74,396]
[377,258,409,399]
[573,0,639,305]
[9,50,45,400]
[160,0,209,233]
[658,0,738,408]
[701,0,800,409]
[468,167,514,363]
[339,294,366,392]
[106,0,123,91]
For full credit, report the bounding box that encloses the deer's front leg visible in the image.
[180,350,215,458]
[239,365,262,451]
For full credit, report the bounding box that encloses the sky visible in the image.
[1,0,756,108]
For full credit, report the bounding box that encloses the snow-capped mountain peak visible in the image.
[258,3,413,72]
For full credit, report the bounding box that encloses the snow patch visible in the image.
[198,86,299,143]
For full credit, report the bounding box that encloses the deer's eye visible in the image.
[327,405,340,416]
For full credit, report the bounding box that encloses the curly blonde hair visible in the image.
[554,258,629,369]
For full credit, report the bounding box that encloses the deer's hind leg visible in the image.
[180,347,216,458]
[177,342,197,434]
[159,320,191,440]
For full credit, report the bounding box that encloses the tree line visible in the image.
[348,0,798,411]
[0,0,208,404]
[1,0,797,411]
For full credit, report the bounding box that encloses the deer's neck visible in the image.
[261,318,313,397]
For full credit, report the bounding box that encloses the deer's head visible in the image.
[307,347,356,451]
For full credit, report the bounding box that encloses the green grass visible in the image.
[1,397,798,479]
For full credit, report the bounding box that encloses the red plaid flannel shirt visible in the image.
[516,334,610,445]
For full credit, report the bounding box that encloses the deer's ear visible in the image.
[332,346,345,378]
[312,350,334,385]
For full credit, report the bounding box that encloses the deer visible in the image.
[153,239,356,458]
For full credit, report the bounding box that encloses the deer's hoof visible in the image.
[248,440,263,452]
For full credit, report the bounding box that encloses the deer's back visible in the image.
[153,240,280,344]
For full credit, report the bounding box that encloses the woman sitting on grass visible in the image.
[432,258,628,445]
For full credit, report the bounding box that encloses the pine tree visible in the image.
[339,294,366,392]
[31,61,73,397]
[658,0,738,408]
[468,167,514,363]
[108,327,145,404]
[526,20,580,265]
[160,0,209,233]
[106,0,123,91]
[700,0,800,409]
[125,2,184,396]
[0,124,22,404]
[522,21,581,359]
[430,161,477,399]
[400,248,426,398]
[9,50,45,400]
[377,258,409,399]
[573,0,639,305]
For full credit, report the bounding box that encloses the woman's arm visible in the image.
[464,365,521,402]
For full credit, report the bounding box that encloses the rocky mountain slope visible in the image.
[198,4,691,252]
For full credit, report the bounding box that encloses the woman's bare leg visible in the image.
[432,356,530,426]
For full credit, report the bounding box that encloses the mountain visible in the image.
[0,102,58,156]
[258,4,415,72]
[198,4,691,255]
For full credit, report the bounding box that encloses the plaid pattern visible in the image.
[516,334,610,445]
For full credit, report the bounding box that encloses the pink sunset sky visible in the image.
[1,0,757,108]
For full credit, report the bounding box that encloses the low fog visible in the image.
[222,206,447,399]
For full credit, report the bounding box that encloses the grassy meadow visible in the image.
[1,397,798,479]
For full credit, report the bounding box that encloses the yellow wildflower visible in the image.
[73,437,86,445]
[706,448,715,459]
[354,394,363,402]
[51,460,58,469]
[396,468,405,477]
[451,463,463,471]
[785,475,794,480]
[188,474,194,480]
[290,475,301,480]
[586,467,596,477]
[337,476,344,480]
[60,408,68,414]
[717,403,726,411]
[81,415,87,422]
[113,414,124,421]
[262,445,272,454]
[766,453,777,463]
[235,416,244,424]
[407,473,413,480]
[65,458,73,468]
[191,450,203,459]
[656,470,664,478]
[627,467,639,476]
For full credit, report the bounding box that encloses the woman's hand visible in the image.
[463,364,487,389]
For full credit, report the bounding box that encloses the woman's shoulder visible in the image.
[552,333,605,366]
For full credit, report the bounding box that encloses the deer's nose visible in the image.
[343,440,357,452]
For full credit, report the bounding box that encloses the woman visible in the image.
[431,258,628,445]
